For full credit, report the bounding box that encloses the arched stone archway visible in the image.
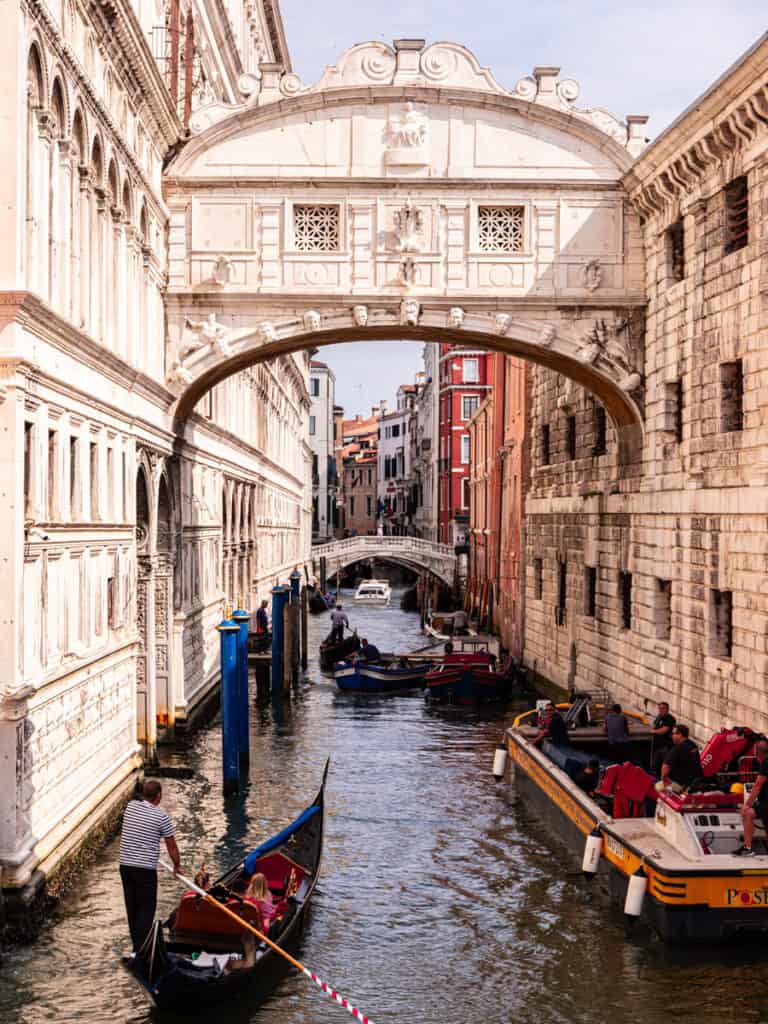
[162,38,648,463]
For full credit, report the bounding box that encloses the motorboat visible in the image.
[352,579,391,606]
[505,705,768,942]
[334,655,434,693]
[424,638,506,704]
[423,609,473,642]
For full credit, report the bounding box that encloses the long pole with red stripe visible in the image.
[160,861,375,1024]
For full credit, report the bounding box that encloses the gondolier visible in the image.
[119,779,183,952]
[329,604,349,643]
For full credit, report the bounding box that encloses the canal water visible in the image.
[2,586,768,1024]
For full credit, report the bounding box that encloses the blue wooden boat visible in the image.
[334,658,432,692]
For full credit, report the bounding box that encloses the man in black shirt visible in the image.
[533,703,569,748]
[650,701,676,775]
[655,724,701,792]
[736,737,768,856]
[359,638,381,662]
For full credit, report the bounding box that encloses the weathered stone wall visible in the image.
[524,43,768,739]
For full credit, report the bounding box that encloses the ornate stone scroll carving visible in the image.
[538,324,557,348]
[212,255,233,287]
[397,256,416,288]
[494,312,512,336]
[183,313,231,358]
[392,198,423,252]
[258,321,277,343]
[303,309,322,332]
[386,103,428,166]
[581,258,603,293]
[400,298,421,326]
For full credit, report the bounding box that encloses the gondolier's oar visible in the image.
[159,861,375,1024]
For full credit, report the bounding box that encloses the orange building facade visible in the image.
[468,356,530,658]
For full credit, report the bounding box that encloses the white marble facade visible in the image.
[0,0,307,901]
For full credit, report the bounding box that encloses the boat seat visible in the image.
[542,740,593,779]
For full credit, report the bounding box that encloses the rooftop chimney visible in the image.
[380,400,388,414]
[371,404,379,417]
[355,414,362,423]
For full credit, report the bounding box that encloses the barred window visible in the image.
[293,205,340,252]
[477,206,524,253]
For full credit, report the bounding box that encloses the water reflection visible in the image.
[3,586,768,1024]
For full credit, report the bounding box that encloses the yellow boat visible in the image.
[505,702,768,942]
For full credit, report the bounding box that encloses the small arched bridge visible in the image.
[311,536,457,587]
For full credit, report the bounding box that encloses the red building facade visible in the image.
[468,356,530,657]
[437,346,493,546]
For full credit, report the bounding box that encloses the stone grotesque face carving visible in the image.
[303,310,321,332]
[449,307,465,329]
[212,255,233,287]
[352,305,368,327]
[400,298,421,326]
[259,321,277,344]
[582,258,602,293]
[538,324,557,348]
[494,313,512,336]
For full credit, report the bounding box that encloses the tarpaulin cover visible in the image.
[243,805,320,876]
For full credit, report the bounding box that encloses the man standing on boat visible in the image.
[330,604,349,643]
[650,701,676,775]
[736,737,768,857]
[119,780,183,952]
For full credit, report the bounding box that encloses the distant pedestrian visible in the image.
[603,704,631,762]
[256,599,269,634]
[119,780,183,952]
[330,604,349,643]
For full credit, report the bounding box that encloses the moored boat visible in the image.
[424,640,505,703]
[319,630,360,672]
[334,656,433,693]
[124,761,328,1009]
[506,706,768,942]
[307,587,330,614]
[352,579,392,605]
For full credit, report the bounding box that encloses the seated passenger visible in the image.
[359,638,381,662]
[574,758,600,795]
[736,737,768,856]
[654,724,702,793]
[244,872,276,928]
[533,702,568,748]
[451,608,469,635]
[193,863,211,891]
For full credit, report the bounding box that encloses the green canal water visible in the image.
[2,587,768,1024]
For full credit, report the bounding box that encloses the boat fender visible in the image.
[492,742,508,779]
[582,827,602,878]
[624,867,647,920]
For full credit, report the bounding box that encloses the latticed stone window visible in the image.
[293,205,341,252]
[477,206,524,252]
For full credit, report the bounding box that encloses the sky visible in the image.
[280,2,768,415]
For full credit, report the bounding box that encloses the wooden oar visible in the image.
[159,861,375,1024]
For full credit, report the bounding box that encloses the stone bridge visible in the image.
[311,536,458,587]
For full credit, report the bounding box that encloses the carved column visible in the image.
[533,200,558,294]
[135,555,157,762]
[57,139,74,317]
[110,203,123,354]
[442,200,467,291]
[34,109,54,300]
[92,186,106,339]
[154,557,174,737]
[77,165,91,331]
[349,202,373,292]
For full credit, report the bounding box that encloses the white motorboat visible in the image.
[353,579,392,606]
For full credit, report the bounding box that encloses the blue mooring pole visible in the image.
[271,585,288,695]
[216,611,240,795]
[290,568,302,680]
[232,605,250,768]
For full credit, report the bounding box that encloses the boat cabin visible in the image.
[353,580,392,604]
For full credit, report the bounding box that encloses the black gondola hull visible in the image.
[123,762,328,1011]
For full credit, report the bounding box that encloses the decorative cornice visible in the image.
[0,290,172,408]
[624,33,768,220]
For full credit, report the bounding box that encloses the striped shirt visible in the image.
[119,799,175,870]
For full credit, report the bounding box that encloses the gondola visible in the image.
[334,655,434,692]
[124,761,328,1010]
[319,630,360,672]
